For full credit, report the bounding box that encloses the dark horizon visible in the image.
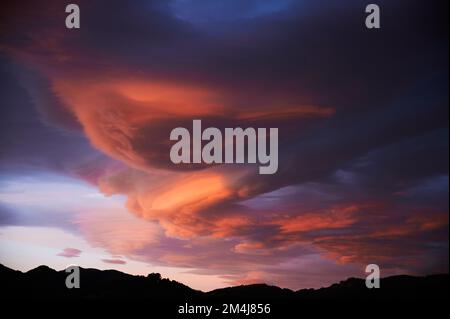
[1,263,448,298]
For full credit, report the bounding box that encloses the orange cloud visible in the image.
[371,213,449,238]
[273,205,360,233]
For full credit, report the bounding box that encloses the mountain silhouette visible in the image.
[0,264,448,300]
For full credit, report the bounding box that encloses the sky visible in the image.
[0,0,448,291]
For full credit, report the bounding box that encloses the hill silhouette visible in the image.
[0,264,448,300]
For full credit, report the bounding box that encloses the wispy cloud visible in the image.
[102,258,127,265]
[57,248,82,258]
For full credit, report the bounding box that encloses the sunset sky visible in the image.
[0,0,448,291]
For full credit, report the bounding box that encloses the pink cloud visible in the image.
[102,258,127,265]
[57,247,81,258]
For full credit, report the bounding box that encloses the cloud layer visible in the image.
[0,0,448,289]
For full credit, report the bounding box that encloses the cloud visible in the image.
[102,258,127,265]
[272,205,360,233]
[57,248,82,258]
[0,0,448,289]
[74,207,161,255]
